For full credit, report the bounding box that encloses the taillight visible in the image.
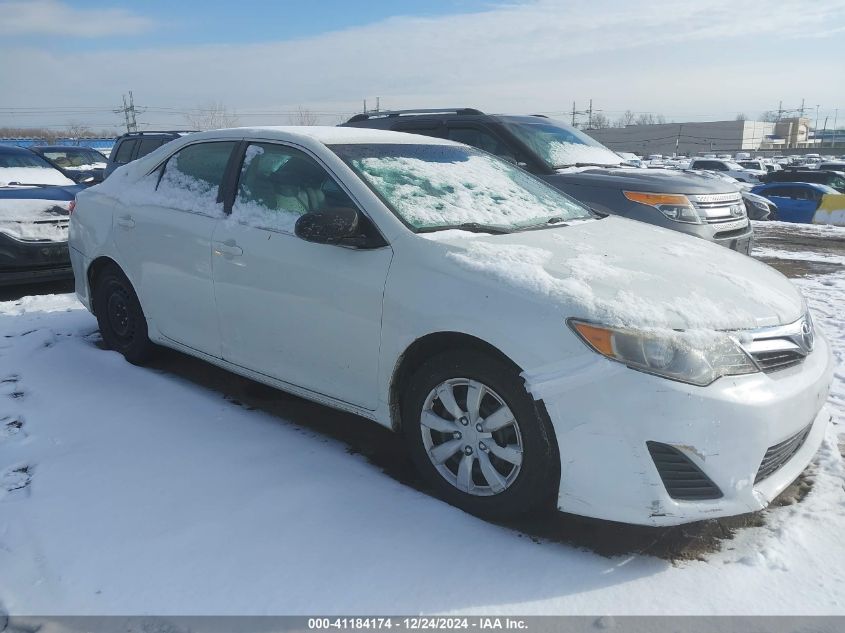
[68,199,76,215]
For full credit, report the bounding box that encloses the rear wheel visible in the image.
[401,350,559,519]
[92,265,155,365]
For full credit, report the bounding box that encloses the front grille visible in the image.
[740,315,814,374]
[751,349,805,372]
[647,442,723,500]
[755,425,812,484]
[688,193,744,224]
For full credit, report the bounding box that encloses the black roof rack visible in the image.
[530,114,549,118]
[346,108,484,123]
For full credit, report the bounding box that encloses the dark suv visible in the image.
[761,168,845,193]
[104,130,197,179]
[343,109,753,253]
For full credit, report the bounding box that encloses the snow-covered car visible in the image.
[0,144,83,285]
[68,127,833,526]
[689,158,766,183]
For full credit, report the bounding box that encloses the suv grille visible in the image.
[755,425,812,484]
[688,192,745,224]
[647,442,723,500]
[751,349,805,372]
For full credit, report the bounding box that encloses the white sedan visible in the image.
[689,158,767,183]
[68,127,833,525]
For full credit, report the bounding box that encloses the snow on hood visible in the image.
[0,167,74,187]
[0,198,69,241]
[434,217,803,331]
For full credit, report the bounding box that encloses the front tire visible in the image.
[92,265,155,365]
[401,350,559,519]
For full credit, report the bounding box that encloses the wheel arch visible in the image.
[389,331,523,432]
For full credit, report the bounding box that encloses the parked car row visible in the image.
[65,120,833,527]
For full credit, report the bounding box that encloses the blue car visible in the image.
[750,182,842,224]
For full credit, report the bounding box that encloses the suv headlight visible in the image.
[569,320,758,386]
[623,191,702,224]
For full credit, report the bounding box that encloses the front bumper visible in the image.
[524,331,833,526]
[0,232,72,286]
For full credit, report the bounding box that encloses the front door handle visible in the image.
[213,240,243,258]
[117,215,135,229]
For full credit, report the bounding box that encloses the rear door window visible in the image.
[154,141,237,217]
[113,139,139,164]
[137,137,165,159]
[446,126,518,162]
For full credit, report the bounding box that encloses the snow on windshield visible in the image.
[334,144,592,230]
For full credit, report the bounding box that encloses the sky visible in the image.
[1,0,844,132]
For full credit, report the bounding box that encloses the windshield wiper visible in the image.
[418,222,512,235]
[4,182,57,187]
[573,162,623,168]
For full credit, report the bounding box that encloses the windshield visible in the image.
[725,161,746,170]
[331,143,594,231]
[0,151,54,169]
[41,149,106,169]
[503,119,622,169]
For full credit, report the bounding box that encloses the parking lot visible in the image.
[0,221,842,616]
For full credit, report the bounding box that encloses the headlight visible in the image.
[569,320,758,386]
[748,198,768,212]
[623,191,702,224]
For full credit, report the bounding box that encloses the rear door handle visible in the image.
[117,215,135,229]
[213,240,243,257]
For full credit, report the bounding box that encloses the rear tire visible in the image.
[92,265,155,365]
[401,350,559,519]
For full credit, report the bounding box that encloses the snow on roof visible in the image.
[189,126,457,147]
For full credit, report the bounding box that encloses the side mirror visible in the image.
[73,172,96,185]
[295,207,360,245]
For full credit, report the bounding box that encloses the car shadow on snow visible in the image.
[140,344,814,564]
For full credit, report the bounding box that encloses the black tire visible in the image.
[401,349,559,519]
[92,265,155,365]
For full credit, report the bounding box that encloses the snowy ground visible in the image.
[0,222,843,616]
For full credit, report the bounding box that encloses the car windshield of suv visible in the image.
[331,143,594,232]
[502,119,622,169]
[41,149,106,170]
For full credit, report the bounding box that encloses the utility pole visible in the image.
[675,123,683,155]
[114,91,139,133]
[587,98,593,129]
[814,104,820,147]
[799,98,805,118]
[375,97,380,112]
[571,101,576,126]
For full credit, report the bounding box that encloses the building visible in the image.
[585,118,814,156]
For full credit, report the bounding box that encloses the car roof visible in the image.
[33,145,104,152]
[186,126,458,146]
[759,181,829,190]
[0,144,37,155]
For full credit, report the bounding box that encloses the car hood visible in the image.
[547,167,742,195]
[424,217,803,331]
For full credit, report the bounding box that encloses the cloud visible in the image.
[1,0,843,128]
[0,0,153,37]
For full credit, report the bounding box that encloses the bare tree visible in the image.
[288,106,319,126]
[184,102,239,130]
[65,121,93,140]
[588,112,611,129]
[760,110,779,122]
[634,113,656,126]
[655,114,667,124]
[614,110,635,127]
[735,113,747,121]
